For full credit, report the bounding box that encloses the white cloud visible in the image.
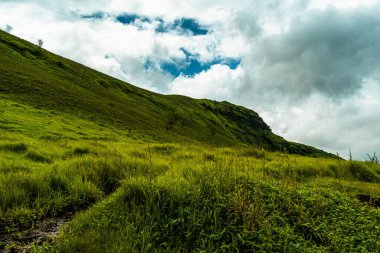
[310,0,379,10]
[264,79,380,159]
[170,65,243,100]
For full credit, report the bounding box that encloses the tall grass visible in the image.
[1,138,379,252]
[52,150,380,252]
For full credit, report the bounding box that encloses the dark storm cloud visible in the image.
[244,6,380,101]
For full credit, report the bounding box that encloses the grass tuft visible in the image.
[25,150,52,163]
[0,143,28,153]
[73,147,90,156]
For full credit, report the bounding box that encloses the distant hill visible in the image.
[0,30,335,157]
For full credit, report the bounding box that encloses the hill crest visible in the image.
[0,29,335,158]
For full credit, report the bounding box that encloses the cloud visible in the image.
[81,12,108,20]
[263,79,380,159]
[170,64,243,101]
[163,18,208,36]
[241,6,380,102]
[167,3,380,159]
[100,12,210,36]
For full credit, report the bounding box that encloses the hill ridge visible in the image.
[0,29,335,157]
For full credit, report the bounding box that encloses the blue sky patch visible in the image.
[81,12,209,36]
[156,18,208,35]
[174,18,208,35]
[217,58,241,70]
[116,13,151,25]
[160,48,240,77]
[81,12,107,19]
[143,59,156,71]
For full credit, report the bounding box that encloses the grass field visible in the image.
[1,96,380,252]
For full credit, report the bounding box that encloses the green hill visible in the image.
[1,29,380,253]
[0,29,333,157]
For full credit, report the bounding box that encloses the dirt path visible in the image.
[0,215,72,252]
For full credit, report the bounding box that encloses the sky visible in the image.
[1,0,379,159]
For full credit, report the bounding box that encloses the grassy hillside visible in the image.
[0,29,380,252]
[0,29,333,157]
[0,111,379,251]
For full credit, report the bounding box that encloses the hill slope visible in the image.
[0,30,333,157]
[2,29,380,253]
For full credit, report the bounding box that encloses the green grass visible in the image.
[1,135,379,252]
[1,132,380,252]
[1,29,379,252]
[55,178,380,252]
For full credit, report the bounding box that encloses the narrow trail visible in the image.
[0,215,72,252]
